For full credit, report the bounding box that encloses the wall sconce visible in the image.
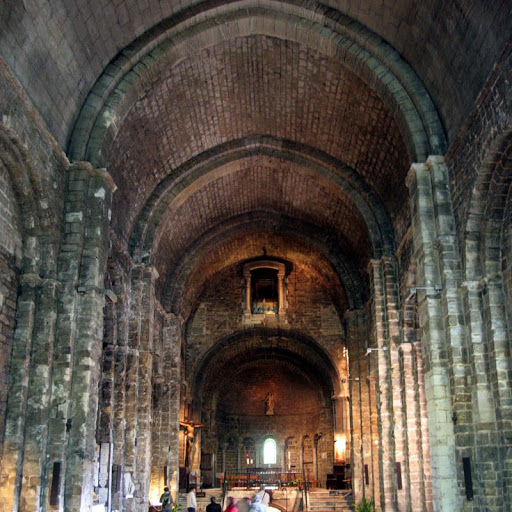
[365,347,388,356]
[406,284,442,302]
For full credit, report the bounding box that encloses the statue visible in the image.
[264,392,274,415]
[180,420,204,468]
[123,472,135,498]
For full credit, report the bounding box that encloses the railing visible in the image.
[218,470,319,490]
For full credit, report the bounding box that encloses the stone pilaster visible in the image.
[383,257,411,512]
[124,264,158,511]
[110,266,130,512]
[482,279,512,510]
[460,278,506,510]
[345,309,376,502]
[406,157,463,512]
[19,278,60,511]
[413,342,433,511]
[0,273,39,512]
[44,162,115,512]
[368,259,396,511]
[161,313,182,500]
[399,343,430,512]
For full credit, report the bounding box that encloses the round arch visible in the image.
[191,327,343,408]
[0,126,44,273]
[163,211,366,317]
[68,1,445,167]
[128,136,395,265]
[464,130,512,282]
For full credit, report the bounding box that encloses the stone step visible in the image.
[305,490,353,511]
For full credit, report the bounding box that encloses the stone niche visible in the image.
[242,260,288,326]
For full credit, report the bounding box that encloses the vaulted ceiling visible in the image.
[1,0,510,319]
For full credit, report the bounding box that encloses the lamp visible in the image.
[365,347,388,356]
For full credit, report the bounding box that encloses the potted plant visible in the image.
[355,497,377,512]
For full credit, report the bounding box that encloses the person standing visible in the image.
[160,487,173,512]
[249,494,267,512]
[187,486,197,512]
[224,496,238,512]
[206,496,222,512]
[237,497,251,512]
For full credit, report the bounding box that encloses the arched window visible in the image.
[263,438,277,465]
[243,260,287,317]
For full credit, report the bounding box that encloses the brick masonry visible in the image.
[0,3,511,512]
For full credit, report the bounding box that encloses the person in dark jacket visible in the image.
[206,496,222,512]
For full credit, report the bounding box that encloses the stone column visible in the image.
[384,257,411,512]
[345,309,375,501]
[406,157,463,512]
[0,273,39,512]
[19,277,61,511]
[163,314,182,499]
[63,165,115,512]
[221,445,226,474]
[124,263,158,512]
[244,271,252,314]
[111,269,130,512]
[278,270,285,314]
[31,162,114,512]
[368,259,396,511]
[399,343,427,511]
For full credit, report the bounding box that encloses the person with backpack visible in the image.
[160,487,173,512]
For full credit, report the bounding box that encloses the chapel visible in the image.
[0,2,511,512]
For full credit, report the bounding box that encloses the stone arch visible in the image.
[128,137,395,265]
[0,126,44,273]
[194,328,340,483]
[465,129,512,282]
[0,126,28,457]
[68,1,445,167]
[163,211,366,317]
[0,124,61,510]
[462,128,512,509]
[192,327,342,409]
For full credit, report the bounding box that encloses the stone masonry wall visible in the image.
[0,162,22,458]
[446,37,512,257]
[186,263,345,376]
[0,56,68,512]
[186,262,344,488]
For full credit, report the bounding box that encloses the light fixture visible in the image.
[365,347,388,356]
[406,284,442,302]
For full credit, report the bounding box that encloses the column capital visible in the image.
[20,272,43,288]
[367,258,383,273]
[405,161,428,190]
[132,262,160,280]
[405,155,447,189]
[399,342,414,354]
[425,155,447,169]
[69,161,117,193]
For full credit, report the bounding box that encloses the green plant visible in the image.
[287,477,303,487]
[171,503,181,512]
[355,497,376,512]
